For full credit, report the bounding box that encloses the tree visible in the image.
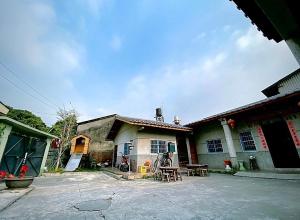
[7,108,49,131]
[53,108,78,170]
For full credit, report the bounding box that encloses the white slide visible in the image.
[65,153,83,171]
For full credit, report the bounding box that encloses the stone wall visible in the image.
[77,116,115,163]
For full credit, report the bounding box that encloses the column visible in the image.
[39,138,51,175]
[185,137,192,164]
[0,124,12,162]
[286,37,300,65]
[220,119,238,167]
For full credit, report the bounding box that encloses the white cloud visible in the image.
[0,0,85,125]
[0,0,84,76]
[77,0,105,18]
[110,35,122,51]
[104,26,298,124]
[202,52,227,72]
[223,25,231,32]
[87,0,103,16]
[236,27,264,50]
[193,32,206,41]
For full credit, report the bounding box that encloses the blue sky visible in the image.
[0,0,299,125]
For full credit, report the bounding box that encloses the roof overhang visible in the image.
[231,0,300,42]
[186,90,300,128]
[0,116,57,139]
[77,114,117,125]
[106,116,192,141]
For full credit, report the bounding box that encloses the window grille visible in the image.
[240,131,256,151]
[151,140,167,153]
[206,139,223,153]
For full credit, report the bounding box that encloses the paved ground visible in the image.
[0,172,299,220]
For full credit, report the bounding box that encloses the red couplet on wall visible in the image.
[257,126,268,149]
[286,120,300,148]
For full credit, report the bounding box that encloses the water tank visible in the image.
[174,116,180,125]
[156,108,162,117]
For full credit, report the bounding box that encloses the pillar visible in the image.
[185,137,192,164]
[220,119,238,167]
[0,123,12,162]
[286,37,300,65]
[39,138,51,175]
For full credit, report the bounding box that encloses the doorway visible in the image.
[176,135,189,167]
[261,118,300,168]
[113,145,118,167]
[74,137,85,153]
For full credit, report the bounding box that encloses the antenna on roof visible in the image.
[155,107,164,122]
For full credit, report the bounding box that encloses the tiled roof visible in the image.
[262,68,300,97]
[116,115,191,132]
[186,90,300,127]
[77,114,117,125]
[231,0,282,42]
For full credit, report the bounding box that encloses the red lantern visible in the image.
[51,138,61,148]
[227,119,236,128]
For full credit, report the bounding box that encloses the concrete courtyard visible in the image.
[0,172,299,220]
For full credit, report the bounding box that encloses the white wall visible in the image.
[0,103,9,115]
[113,124,179,169]
[137,132,177,155]
[114,124,138,157]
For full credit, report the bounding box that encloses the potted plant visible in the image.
[3,153,34,188]
[0,170,7,183]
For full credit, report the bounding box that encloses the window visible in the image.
[206,139,223,153]
[151,140,167,154]
[124,143,129,155]
[240,131,256,151]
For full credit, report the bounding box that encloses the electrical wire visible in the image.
[0,60,60,110]
[0,72,58,111]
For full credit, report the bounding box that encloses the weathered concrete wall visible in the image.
[114,125,179,172]
[287,113,300,157]
[77,116,115,163]
[194,121,275,170]
[278,71,300,95]
[114,124,139,171]
[194,113,300,170]
[136,131,178,168]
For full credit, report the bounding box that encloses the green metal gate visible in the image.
[0,132,47,176]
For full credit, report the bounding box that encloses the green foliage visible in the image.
[47,167,64,174]
[0,124,6,137]
[50,113,77,138]
[7,108,49,132]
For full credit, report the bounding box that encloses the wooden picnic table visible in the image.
[160,167,179,182]
[186,164,208,176]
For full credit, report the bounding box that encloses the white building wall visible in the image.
[278,73,300,94]
[113,125,179,171]
[0,103,9,115]
[136,132,178,168]
[194,121,275,170]
[114,124,138,157]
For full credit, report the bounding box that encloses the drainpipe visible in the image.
[220,119,238,168]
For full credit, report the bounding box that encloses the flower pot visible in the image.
[224,160,232,167]
[5,177,34,188]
